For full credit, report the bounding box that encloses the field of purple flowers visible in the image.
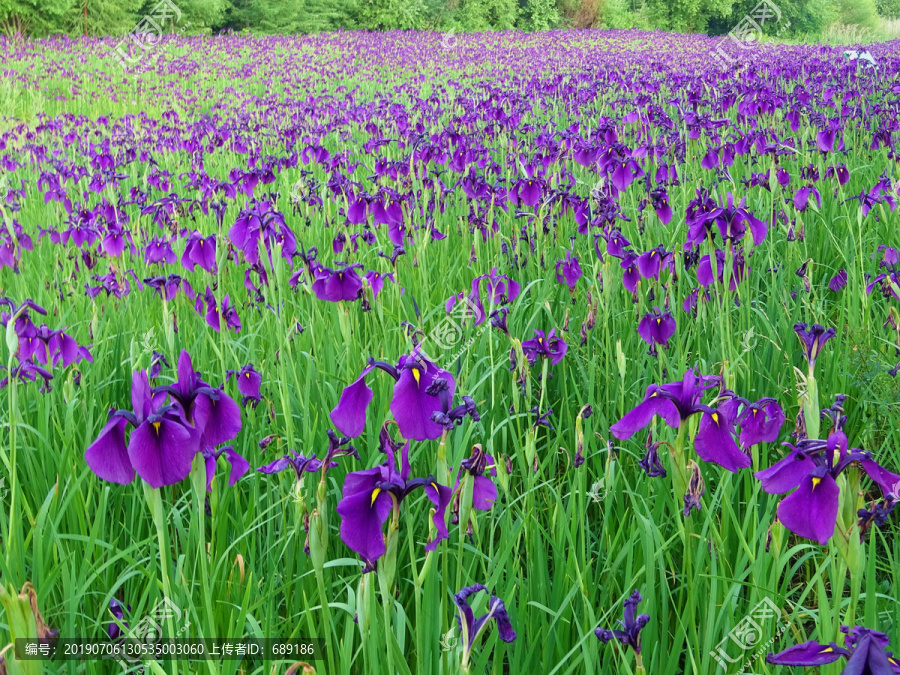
[1,28,900,674]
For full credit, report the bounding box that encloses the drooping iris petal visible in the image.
[472,475,497,511]
[330,365,375,438]
[390,362,455,441]
[693,411,751,472]
[336,467,393,563]
[84,417,134,485]
[194,389,242,449]
[765,641,848,666]
[737,400,785,447]
[755,450,817,494]
[423,480,452,551]
[127,416,197,489]
[777,471,840,544]
[205,445,250,490]
[609,387,681,440]
[859,459,900,498]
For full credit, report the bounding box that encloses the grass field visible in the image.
[0,28,899,675]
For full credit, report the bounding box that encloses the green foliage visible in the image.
[0,0,891,37]
[355,0,428,29]
[518,0,560,29]
[836,0,880,28]
[707,0,837,37]
[876,0,900,18]
[0,0,75,35]
[456,0,518,30]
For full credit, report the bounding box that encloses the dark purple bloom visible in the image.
[610,370,750,473]
[312,263,364,302]
[336,437,450,566]
[638,309,676,350]
[158,351,242,451]
[730,397,785,449]
[767,625,900,674]
[649,188,672,225]
[756,431,899,544]
[181,232,217,274]
[794,323,837,372]
[521,329,567,366]
[454,584,517,662]
[258,450,332,479]
[84,370,197,488]
[454,444,498,512]
[555,250,583,290]
[330,353,458,441]
[829,270,848,292]
[595,590,650,654]
[108,599,129,641]
[203,444,249,491]
[227,364,262,407]
[636,246,674,280]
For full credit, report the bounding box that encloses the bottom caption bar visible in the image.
[15,639,323,661]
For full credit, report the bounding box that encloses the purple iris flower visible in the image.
[767,625,900,673]
[312,263,364,302]
[84,370,195,488]
[453,444,498,517]
[756,430,900,544]
[258,450,331,478]
[258,430,359,482]
[637,246,674,280]
[511,177,542,207]
[649,188,672,225]
[829,270,848,292]
[719,396,786,449]
[595,590,650,654]
[446,268,519,327]
[620,252,641,292]
[521,329,567,365]
[336,437,450,567]
[794,323,837,372]
[453,584,517,663]
[108,599,129,641]
[330,352,458,441]
[156,351,242,451]
[555,250,583,290]
[181,232,217,274]
[85,352,243,488]
[364,270,395,299]
[202,444,249,491]
[227,364,262,407]
[610,369,750,473]
[638,309,676,352]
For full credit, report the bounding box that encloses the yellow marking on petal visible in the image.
[431,482,438,491]
[711,412,719,424]
[152,421,161,434]
[371,488,381,505]
[821,647,833,653]
[245,372,251,378]
[656,318,661,325]
[413,368,421,385]
[812,477,821,489]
